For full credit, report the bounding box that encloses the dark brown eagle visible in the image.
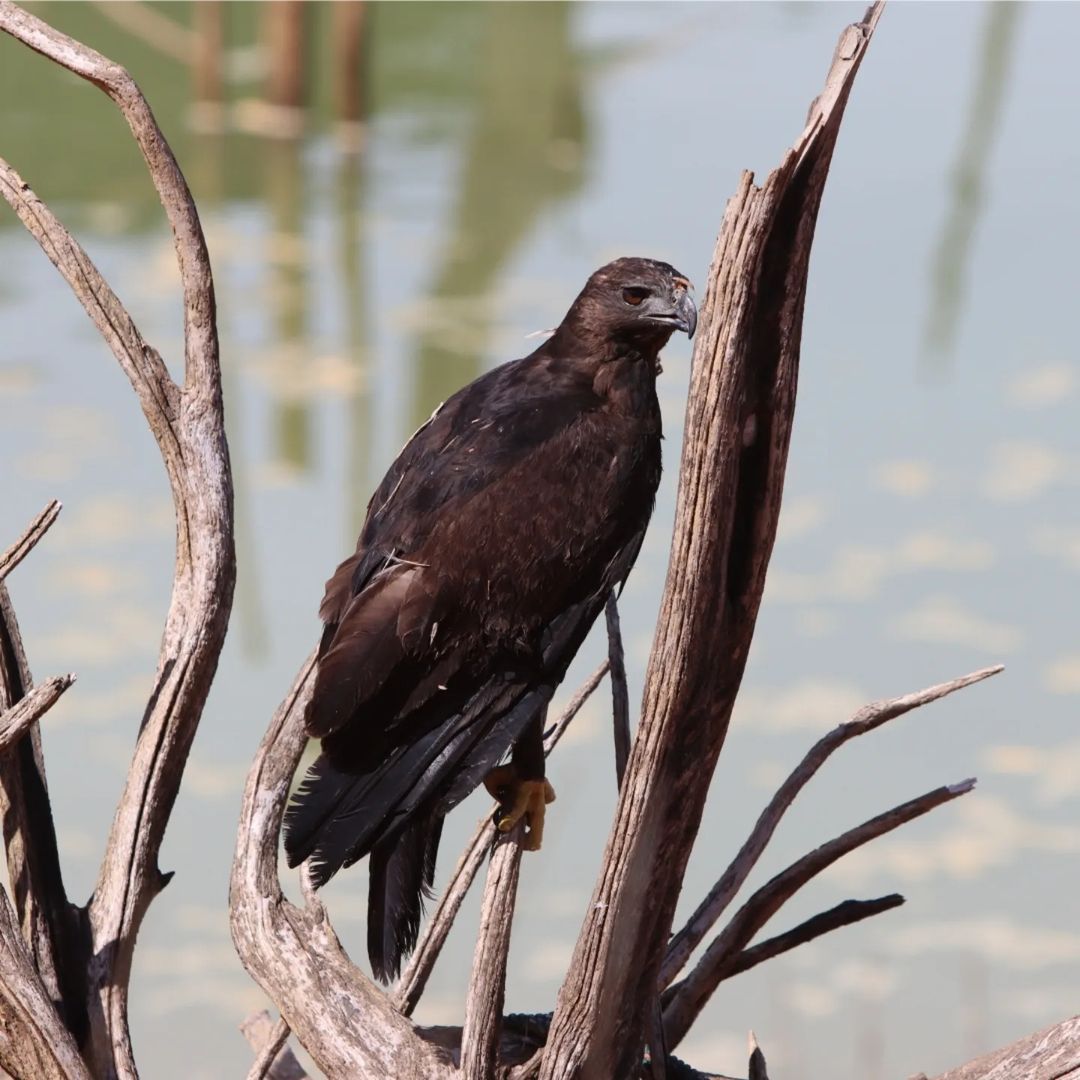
[284,257,696,981]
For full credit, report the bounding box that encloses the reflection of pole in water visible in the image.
[262,0,309,110]
[190,1,224,133]
[339,148,373,543]
[961,955,988,1065]
[266,137,313,473]
[409,2,587,427]
[922,2,1020,365]
[333,1,367,152]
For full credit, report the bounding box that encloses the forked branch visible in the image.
[662,778,975,1048]
[661,664,1003,987]
[0,1,234,1073]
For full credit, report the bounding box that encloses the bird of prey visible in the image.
[284,257,696,982]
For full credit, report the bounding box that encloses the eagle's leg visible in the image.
[483,709,556,852]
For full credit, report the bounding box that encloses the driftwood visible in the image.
[0,0,234,1076]
[913,1014,1080,1080]
[230,4,1000,1078]
[1,3,1073,1079]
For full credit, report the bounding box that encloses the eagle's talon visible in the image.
[484,767,555,851]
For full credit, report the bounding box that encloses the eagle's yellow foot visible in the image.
[483,765,556,851]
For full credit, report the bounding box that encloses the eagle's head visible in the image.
[569,256,697,353]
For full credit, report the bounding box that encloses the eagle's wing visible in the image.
[305,353,600,740]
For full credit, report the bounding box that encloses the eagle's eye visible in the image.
[622,286,649,307]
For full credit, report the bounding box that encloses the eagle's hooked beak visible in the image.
[642,278,697,338]
[673,283,697,338]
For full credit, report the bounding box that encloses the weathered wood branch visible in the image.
[708,893,904,985]
[662,778,975,1050]
[539,6,884,1077]
[0,2,235,1073]
[914,1014,1080,1080]
[241,1010,308,1080]
[660,664,1002,987]
[462,827,525,1079]
[0,675,75,756]
[0,886,89,1080]
[230,655,455,1078]
[747,1034,768,1080]
[0,584,78,1049]
[394,662,609,1018]
[0,500,61,583]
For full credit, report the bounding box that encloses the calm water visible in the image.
[2,3,1079,1078]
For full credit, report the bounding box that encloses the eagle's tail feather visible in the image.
[367,812,443,983]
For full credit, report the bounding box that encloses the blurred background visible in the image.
[2,2,1078,1077]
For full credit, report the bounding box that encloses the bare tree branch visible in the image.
[662,779,974,1049]
[394,662,609,1017]
[0,886,89,1080]
[0,3,235,1071]
[395,818,495,1020]
[605,594,630,790]
[539,6,885,1077]
[543,662,609,753]
[462,827,524,1079]
[660,664,1002,986]
[747,1033,768,1080]
[0,676,75,756]
[707,894,904,986]
[0,585,77,1041]
[242,1011,306,1080]
[914,1014,1080,1080]
[0,157,180,441]
[0,501,61,583]
[230,655,455,1078]
[0,1,219,399]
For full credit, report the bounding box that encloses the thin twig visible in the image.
[395,662,609,1015]
[660,665,1001,986]
[246,1017,291,1080]
[747,1032,768,1080]
[687,893,904,989]
[394,819,493,1016]
[0,675,75,755]
[240,1010,308,1080]
[662,778,976,1049]
[0,501,61,582]
[0,584,75,1039]
[544,661,610,752]
[606,594,631,790]
[646,998,668,1080]
[0,5,234,1074]
[461,826,524,1079]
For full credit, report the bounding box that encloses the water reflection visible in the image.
[922,2,1021,362]
[409,2,587,424]
[3,4,1080,1080]
[265,137,312,473]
